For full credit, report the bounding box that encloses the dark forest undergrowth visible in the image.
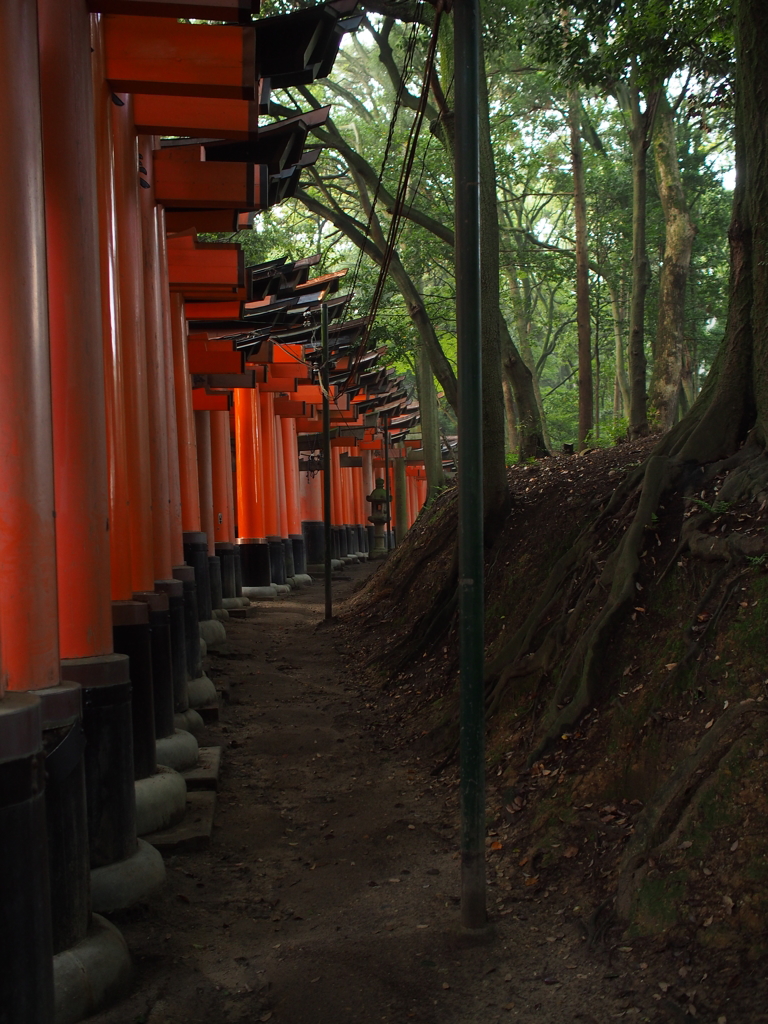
[343,439,768,1009]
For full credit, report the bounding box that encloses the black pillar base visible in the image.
[0,693,54,1024]
[216,542,236,599]
[235,537,271,587]
[112,602,155,780]
[60,654,136,870]
[183,531,212,621]
[266,536,286,585]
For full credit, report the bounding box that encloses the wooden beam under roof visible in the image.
[104,16,256,100]
[88,0,259,22]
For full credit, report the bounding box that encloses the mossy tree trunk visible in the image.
[649,90,697,432]
[568,88,593,448]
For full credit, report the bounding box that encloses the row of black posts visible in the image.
[0,532,240,1023]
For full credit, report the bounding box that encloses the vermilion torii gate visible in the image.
[0,2,430,1021]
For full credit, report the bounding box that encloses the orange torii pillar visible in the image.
[38,1,139,996]
[91,11,170,912]
[0,1,57,1015]
[92,17,133,606]
[259,390,287,586]
[340,451,360,562]
[361,447,374,552]
[234,386,271,590]
[280,415,309,578]
[350,451,368,558]
[274,415,299,582]
[114,99,190,797]
[112,95,155,595]
[168,295,211,704]
[195,409,224,614]
[233,387,268,588]
[300,458,324,569]
[331,446,346,561]
[211,409,238,600]
[138,140,196,743]
[158,226,185,572]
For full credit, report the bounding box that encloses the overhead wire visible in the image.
[338,0,445,396]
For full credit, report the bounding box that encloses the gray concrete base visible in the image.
[135,765,187,836]
[293,573,313,586]
[275,584,291,595]
[221,596,250,609]
[242,584,278,600]
[199,617,226,648]
[53,914,133,1024]
[199,636,207,658]
[187,674,217,708]
[174,708,205,735]
[90,838,166,913]
[155,728,198,772]
[212,607,229,622]
[332,559,343,569]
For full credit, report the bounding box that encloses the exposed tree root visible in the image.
[615,700,768,920]
[487,436,768,767]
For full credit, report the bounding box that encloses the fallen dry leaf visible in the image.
[665,663,678,671]
[490,840,503,851]
[704,719,715,730]
[524,876,539,887]
[562,846,579,859]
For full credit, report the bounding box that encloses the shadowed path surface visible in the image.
[88,563,653,1024]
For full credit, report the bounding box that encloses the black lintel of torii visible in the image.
[202,107,331,173]
[256,0,362,90]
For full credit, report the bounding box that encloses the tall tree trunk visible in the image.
[608,281,630,416]
[477,39,510,524]
[414,338,445,500]
[649,89,697,432]
[501,372,519,453]
[568,89,593,447]
[506,267,551,450]
[626,74,657,439]
[501,319,547,459]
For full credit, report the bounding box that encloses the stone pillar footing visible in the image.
[90,839,165,914]
[53,913,133,1024]
[242,585,277,600]
[174,708,205,735]
[199,618,226,649]
[135,766,187,837]
[187,674,217,708]
[155,729,198,773]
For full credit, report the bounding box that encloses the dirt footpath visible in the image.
[92,564,670,1024]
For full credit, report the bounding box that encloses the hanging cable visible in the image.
[338,0,445,394]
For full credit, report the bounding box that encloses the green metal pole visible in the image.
[321,303,332,620]
[455,0,486,928]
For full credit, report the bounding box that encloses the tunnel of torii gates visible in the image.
[0,1,432,1021]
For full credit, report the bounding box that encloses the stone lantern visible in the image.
[366,477,391,558]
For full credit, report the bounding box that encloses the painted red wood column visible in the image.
[281,416,302,536]
[259,390,280,537]
[211,410,232,543]
[0,0,59,693]
[39,0,112,660]
[112,95,155,593]
[233,387,262,538]
[195,411,216,555]
[274,416,289,538]
[138,138,173,581]
[158,215,185,568]
[92,17,133,602]
[171,292,201,532]
[331,448,344,526]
